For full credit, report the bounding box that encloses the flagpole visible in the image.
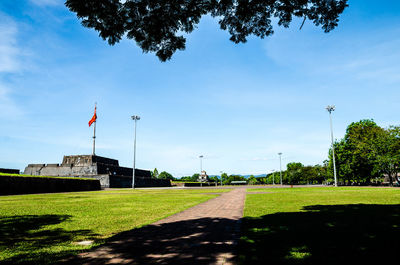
[92,103,96,155]
[93,121,96,155]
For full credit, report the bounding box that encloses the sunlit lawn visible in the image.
[240,187,400,265]
[0,188,230,264]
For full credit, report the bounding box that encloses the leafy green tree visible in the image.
[221,173,228,184]
[65,0,348,61]
[265,173,277,184]
[191,173,200,182]
[302,166,315,184]
[374,126,400,185]
[299,164,327,184]
[179,175,195,181]
[330,119,385,184]
[152,168,159,179]
[313,164,328,184]
[286,162,304,184]
[248,175,257,185]
[179,176,190,181]
[272,172,280,184]
[209,176,219,182]
[255,176,267,184]
[180,174,199,182]
[346,119,384,183]
[224,175,246,185]
[329,139,353,184]
[327,119,400,185]
[158,171,175,180]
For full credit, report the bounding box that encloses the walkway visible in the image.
[66,188,246,265]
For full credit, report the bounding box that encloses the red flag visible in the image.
[89,106,97,127]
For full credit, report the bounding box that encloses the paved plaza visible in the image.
[65,188,246,265]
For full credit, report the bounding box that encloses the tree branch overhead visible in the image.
[65,0,349,61]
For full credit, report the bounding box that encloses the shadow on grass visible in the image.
[63,217,240,265]
[239,204,400,265]
[0,215,98,265]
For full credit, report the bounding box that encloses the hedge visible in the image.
[183,182,218,187]
[0,175,101,195]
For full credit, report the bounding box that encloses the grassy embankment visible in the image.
[0,172,93,180]
[0,188,230,264]
[240,187,400,265]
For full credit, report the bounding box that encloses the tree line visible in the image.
[250,163,328,185]
[254,120,400,186]
[151,169,247,185]
[179,173,247,185]
[150,120,400,186]
[328,119,400,186]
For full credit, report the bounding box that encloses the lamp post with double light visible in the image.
[278,153,283,185]
[326,105,338,187]
[131,115,140,189]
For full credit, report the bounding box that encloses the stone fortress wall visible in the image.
[24,154,169,188]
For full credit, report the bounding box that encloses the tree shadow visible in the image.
[239,204,400,265]
[63,217,241,264]
[0,215,98,265]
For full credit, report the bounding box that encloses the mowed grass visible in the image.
[240,187,400,265]
[0,188,229,264]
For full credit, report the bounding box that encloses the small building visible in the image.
[230,180,247,185]
[198,170,209,182]
[383,173,400,185]
[24,154,170,188]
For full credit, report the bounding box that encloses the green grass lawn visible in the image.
[0,188,229,265]
[240,187,400,265]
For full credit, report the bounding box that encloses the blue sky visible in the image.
[1,0,400,177]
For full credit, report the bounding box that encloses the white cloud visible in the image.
[30,0,61,7]
[0,18,20,72]
[0,85,23,119]
[0,14,24,119]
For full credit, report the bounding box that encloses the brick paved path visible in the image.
[65,188,246,265]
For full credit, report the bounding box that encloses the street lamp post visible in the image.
[271,170,275,185]
[278,153,283,185]
[326,105,338,187]
[220,171,223,186]
[131,115,140,189]
[199,155,203,174]
[199,155,203,186]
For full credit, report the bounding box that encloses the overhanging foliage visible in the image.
[65,0,348,61]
